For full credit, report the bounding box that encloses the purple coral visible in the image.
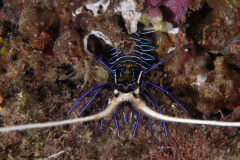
[144,0,189,22]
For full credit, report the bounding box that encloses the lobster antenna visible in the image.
[1,94,240,132]
[130,96,240,127]
[0,94,122,132]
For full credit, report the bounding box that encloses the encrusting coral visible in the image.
[141,0,189,31]
[144,0,189,21]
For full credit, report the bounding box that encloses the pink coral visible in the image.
[144,0,189,21]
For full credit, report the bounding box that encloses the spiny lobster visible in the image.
[67,30,187,137]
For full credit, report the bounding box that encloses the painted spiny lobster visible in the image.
[67,30,187,137]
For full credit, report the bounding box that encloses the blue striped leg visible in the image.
[93,55,114,74]
[145,82,187,113]
[128,104,148,136]
[78,89,99,116]
[114,113,120,136]
[67,83,111,116]
[143,88,168,139]
[140,93,152,135]
[100,98,109,133]
[144,50,173,75]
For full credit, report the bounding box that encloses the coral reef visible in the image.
[144,0,189,21]
[114,0,141,34]
[0,0,239,159]
[148,124,240,159]
[86,0,110,16]
[141,0,189,31]
[18,5,57,38]
[188,1,240,53]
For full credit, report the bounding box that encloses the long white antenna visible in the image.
[130,96,240,127]
[0,94,240,133]
[0,94,121,132]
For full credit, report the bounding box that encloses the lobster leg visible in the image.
[144,50,173,74]
[140,93,152,136]
[145,82,187,113]
[128,103,148,136]
[78,89,100,116]
[143,88,168,139]
[100,98,109,133]
[129,111,133,124]
[67,83,111,116]
[133,116,140,136]
[121,103,127,124]
[114,113,120,136]
[94,54,114,74]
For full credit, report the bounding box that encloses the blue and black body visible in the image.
[67,30,187,137]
